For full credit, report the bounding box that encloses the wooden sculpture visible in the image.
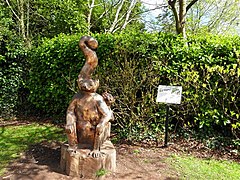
[65,36,114,158]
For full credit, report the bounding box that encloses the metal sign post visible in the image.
[164,104,170,147]
[156,85,182,147]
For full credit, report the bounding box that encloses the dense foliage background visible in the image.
[25,32,240,144]
[0,2,27,118]
[0,0,239,151]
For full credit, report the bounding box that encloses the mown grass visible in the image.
[0,123,66,175]
[167,154,240,180]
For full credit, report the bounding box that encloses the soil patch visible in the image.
[2,141,179,180]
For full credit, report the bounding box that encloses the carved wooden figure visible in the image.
[65,36,114,158]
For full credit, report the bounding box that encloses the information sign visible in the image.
[156,85,182,104]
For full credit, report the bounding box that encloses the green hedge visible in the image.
[0,32,26,119]
[28,32,240,140]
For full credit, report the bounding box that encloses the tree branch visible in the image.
[108,0,125,33]
[4,0,20,21]
[87,0,95,34]
[186,0,199,12]
[121,0,137,30]
[168,0,180,33]
[207,0,228,31]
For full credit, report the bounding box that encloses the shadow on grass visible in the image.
[0,123,67,178]
[4,141,68,179]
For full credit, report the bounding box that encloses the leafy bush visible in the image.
[0,5,27,119]
[27,32,240,142]
[27,34,84,116]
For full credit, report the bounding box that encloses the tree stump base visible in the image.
[60,140,116,179]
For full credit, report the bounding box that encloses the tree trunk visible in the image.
[168,0,180,34]
[168,0,199,38]
[179,0,186,38]
[87,0,95,35]
[26,0,31,47]
[20,0,26,42]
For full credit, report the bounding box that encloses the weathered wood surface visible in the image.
[60,140,116,179]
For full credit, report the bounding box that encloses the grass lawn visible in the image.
[167,154,240,180]
[0,123,66,175]
[1,123,239,179]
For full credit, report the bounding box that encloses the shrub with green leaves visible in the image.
[0,5,27,119]
[28,32,240,142]
[27,34,83,116]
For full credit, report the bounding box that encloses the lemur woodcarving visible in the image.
[65,36,114,158]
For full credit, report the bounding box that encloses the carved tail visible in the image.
[78,36,98,80]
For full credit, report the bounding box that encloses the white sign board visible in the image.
[156,85,182,104]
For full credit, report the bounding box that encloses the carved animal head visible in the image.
[77,78,99,93]
[102,92,115,106]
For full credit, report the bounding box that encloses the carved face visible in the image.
[102,92,115,106]
[78,78,99,93]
